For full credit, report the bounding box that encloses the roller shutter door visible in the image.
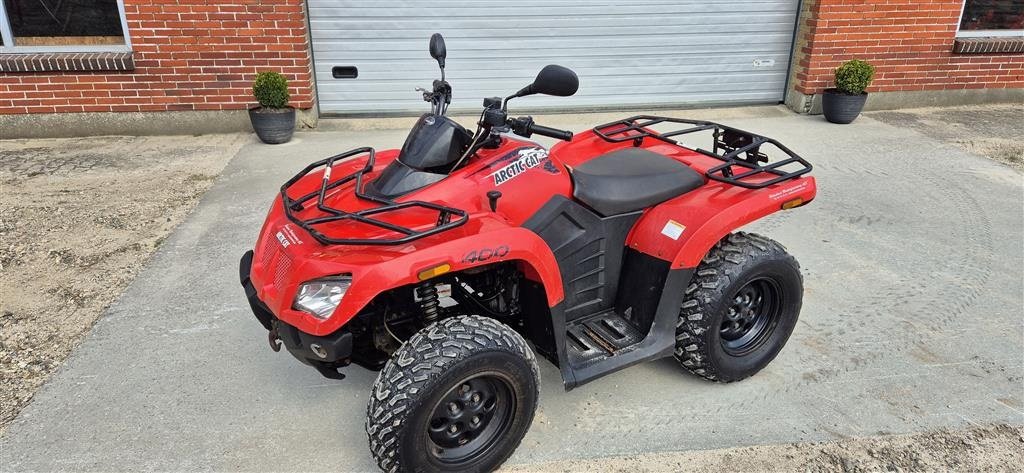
[308,0,800,115]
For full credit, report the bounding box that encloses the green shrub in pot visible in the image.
[822,59,876,124]
[249,71,296,144]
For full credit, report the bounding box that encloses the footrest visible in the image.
[565,311,643,369]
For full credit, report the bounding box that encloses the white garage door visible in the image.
[308,0,800,115]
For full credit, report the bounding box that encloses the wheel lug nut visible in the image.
[448,402,458,413]
[449,424,458,433]
[471,416,480,425]
[471,393,481,403]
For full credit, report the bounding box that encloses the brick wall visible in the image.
[792,0,1024,95]
[0,0,314,115]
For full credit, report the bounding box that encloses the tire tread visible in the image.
[673,231,799,382]
[366,315,539,473]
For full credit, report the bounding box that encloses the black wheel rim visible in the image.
[425,371,516,465]
[720,277,783,356]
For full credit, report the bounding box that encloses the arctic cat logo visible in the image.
[276,232,290,248]
[490,148,548,186]
[275,224,304,248]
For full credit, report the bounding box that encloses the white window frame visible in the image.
[956,0,1024,38]
[0,0,132,53]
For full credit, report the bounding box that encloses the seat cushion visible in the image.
[570,148,704,216]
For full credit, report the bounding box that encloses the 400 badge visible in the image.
[462,245,511,263]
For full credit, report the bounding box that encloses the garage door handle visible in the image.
[332,66,358,79]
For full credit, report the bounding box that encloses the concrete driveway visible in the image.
[2,106,1022,471]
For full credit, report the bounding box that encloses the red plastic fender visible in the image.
[627,176,817,268]
[268,215,564,336]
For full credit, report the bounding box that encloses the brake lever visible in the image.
[416,86,434,103]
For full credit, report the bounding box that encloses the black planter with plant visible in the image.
[249,71,296,144]
[822,59,875,124]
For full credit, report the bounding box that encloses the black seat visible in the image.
[570,148,704,216]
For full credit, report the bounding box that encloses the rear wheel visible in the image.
[366,315,540,473]
[674,232,803,382]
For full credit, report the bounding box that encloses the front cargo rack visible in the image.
[280,147,468,246]
[593,115,811,189]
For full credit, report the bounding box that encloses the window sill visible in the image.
[953,37,1024,54]
[0,51,134,72]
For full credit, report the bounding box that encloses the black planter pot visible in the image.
[249,106,296,144]
[822,88,868,124]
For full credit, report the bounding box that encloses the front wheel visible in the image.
[674,232,803,382]
[366,315,540,473]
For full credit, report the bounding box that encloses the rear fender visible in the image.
[627,177,817,268]
[322,217,563,335]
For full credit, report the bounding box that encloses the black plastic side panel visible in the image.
[616,248,671,335]
[522,195,640,323]
[568,267,694,389]
[524,196,694,389]
[520,279,558,365]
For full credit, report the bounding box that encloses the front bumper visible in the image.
[240,250,353,374]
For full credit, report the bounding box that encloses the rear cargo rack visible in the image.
[593,115,811,189]
[280,147,468,246]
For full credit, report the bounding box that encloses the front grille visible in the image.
[259,234,277,268]
[255,232,293,302]
[274,251,292,290]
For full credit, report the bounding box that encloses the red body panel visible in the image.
[251,134,570,336]
[552,132,818,268]
[250,128,817,336]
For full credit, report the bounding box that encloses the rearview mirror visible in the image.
[429,33,446,68]
[513,65,579,99]
[532,65,579,96]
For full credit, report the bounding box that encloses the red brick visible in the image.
[3,0,312,115]
[792,0,1022,95]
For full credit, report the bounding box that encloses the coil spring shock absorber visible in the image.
[416,281,440,325]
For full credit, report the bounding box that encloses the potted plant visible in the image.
[822,59,875,124]
[249,71,295,144]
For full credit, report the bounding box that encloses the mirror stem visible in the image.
[502,85,532,110]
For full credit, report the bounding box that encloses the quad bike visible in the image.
[240,34,816,472]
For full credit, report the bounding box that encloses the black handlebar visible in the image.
[508,116,573,141]
[529,122,573,141]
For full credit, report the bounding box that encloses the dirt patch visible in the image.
[0,134,247,430]
[868,104,1024,170]
[505,424,1024,472]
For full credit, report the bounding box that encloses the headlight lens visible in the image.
[293,276,352,319]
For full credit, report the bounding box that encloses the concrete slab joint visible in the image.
[0,108,319,139]
[786,88,1024,115]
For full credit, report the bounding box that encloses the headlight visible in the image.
[293,276,352,319]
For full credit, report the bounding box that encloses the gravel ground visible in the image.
[0,134,247,430]
[868,103,1024,170]
[505,424,1024,472]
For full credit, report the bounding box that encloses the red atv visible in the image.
[240,34,815,472]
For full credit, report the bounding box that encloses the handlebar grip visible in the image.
[529,123,573,141]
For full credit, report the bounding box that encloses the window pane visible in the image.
[960,0,1024,31]
[4,0,124,45]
